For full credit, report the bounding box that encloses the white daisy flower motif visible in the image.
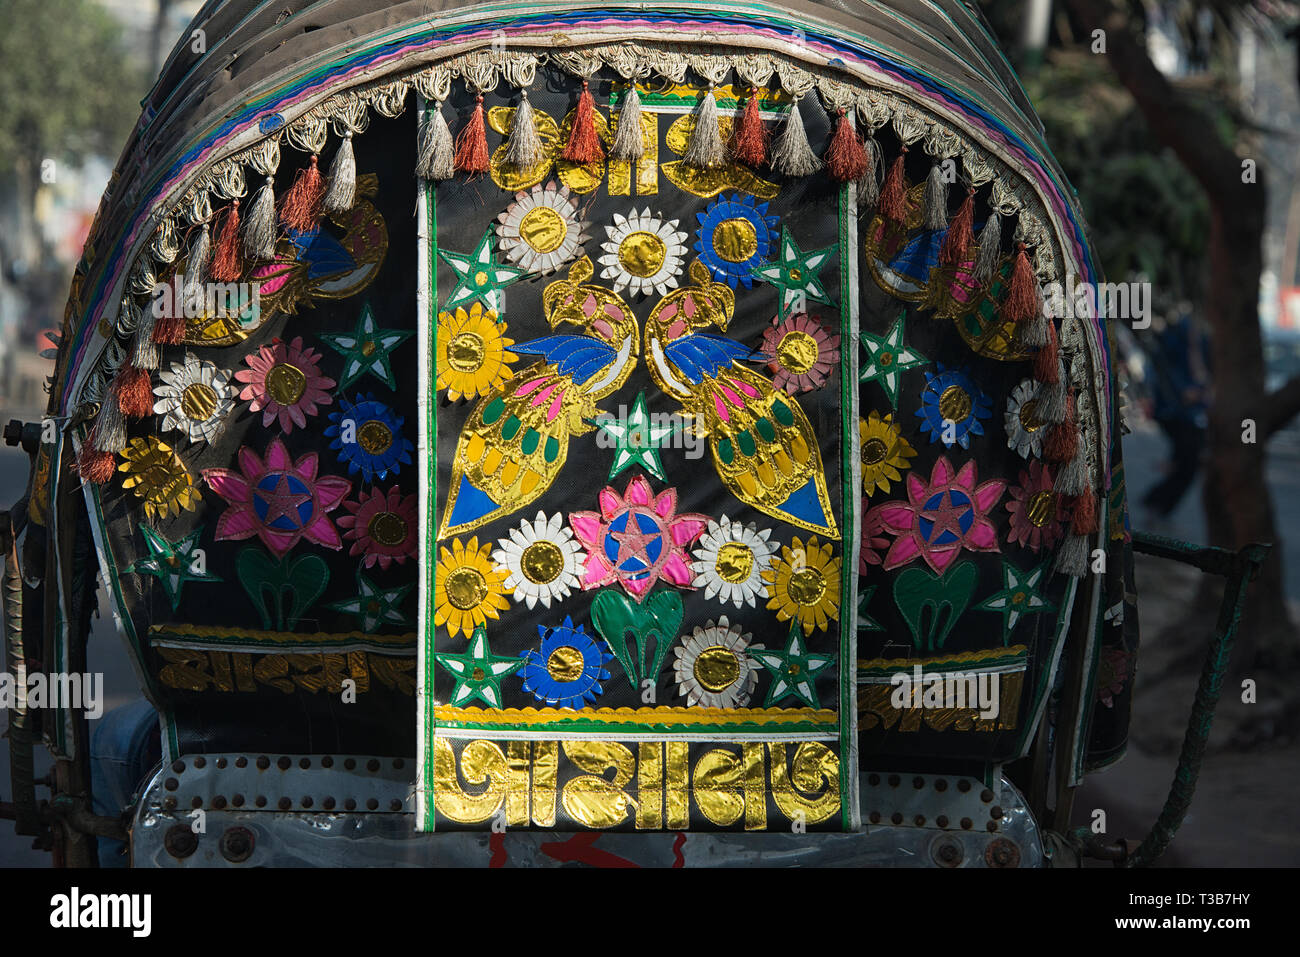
[491,511,586,609]
[598,208,688,297]
[672,616,763,709]
[495,182,588,275]
[691,515,778,608]
[152,352,236,444]
[1005,378,1047,459]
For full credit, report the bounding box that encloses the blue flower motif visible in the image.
[518,618,614,709]
[694,194,779,289]
[324,394,414,483]
[915,364,992,449]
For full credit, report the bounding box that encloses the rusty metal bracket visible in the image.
[1122,532,1270,867]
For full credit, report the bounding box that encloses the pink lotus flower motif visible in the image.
[872,457,1006,573]
[1005,461,1064,553]
[235,336,335,432]
[759,314,841,395]
[338,485,418,570]
[568,474,709,602]
[1097,646,1133,708]
[202,437,351,558]
[858,504,890,576]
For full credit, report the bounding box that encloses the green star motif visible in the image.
[857,585,884,632]
[326,568,413,633]
[751,227,836,317]
[750,621,836,708]
[975,559,1056,641]
[125,524,221,612]
[859,313,929,408]
[438,228,528,316]
[435,625,525,709]
[592,390,676,481]
[320,301,414,389]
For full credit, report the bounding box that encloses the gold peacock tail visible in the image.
[645,260,839,539]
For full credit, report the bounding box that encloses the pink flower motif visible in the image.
[871,457,1006,573]
[202,436,351,558]
[1005,461,1064,553]
[859,503,889,576]
[759,314,841,395]
[1097,646,1133,708]
[235,336,335,432]
[338,485,417,570]
[568,474,709,602]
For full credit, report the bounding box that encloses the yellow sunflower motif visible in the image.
[763,535,842,635]
[858,410,917,496]
[117,436,201,520]
[434,536,511,639]
[435,303,517,401]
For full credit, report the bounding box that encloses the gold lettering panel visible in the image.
[431,737,840,831]
[156,647,415,695]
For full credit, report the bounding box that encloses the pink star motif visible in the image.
[202,437,352,558]
[569,474,708,602]
[867,457,1005,573]
[260,476,314,524]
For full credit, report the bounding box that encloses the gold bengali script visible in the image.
[433,738,840,830]
[857,670,1024,732]
[156,647,415,695]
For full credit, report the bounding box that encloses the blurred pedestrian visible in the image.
[1142,308,1211,520]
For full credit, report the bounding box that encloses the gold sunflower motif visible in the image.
[762,535,842,635]
[858,410,917,496]
[435,303,517,401]
[117,436,201,520]
[434,536,511,639]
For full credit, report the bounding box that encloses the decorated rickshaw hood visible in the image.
[51,0,1107,435]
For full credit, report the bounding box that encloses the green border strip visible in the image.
[838,180,860,830]
[416,112,439,831]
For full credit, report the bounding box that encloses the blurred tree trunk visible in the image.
[1061,0,1295,669]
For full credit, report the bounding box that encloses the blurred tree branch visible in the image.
[1263,374,1300,440]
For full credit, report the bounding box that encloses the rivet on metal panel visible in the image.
[164,824,198,859]
[219,826,255,863]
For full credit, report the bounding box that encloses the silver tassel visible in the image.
[91,398,127,453]
[182,222,210,310]
[924,163,949,231]
[323,130,356,214]
[683,86,725,169]
[244,175,277,261]
[770,99,822,177]
[1022,298,1050,348]
[973,210,1002,285]
[131,310,159,371]
[505,92,545,168]
[1038,374,1068,424]
[610,86,645,160]
[417,101,455,181]
[857,136,881,209]
[1054,451,1089,496]
[1055,533,1089,577]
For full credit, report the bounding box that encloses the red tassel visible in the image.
[879,147,909,223]
[731,95,769,168]
[153,312,186,345]
[939,188,975,266]
[76,443,116,484]
[114,366,154,418]
[1044,393,1078,463]
[455,94,491,173]
[1034,321,1060,384]
[825,110,868,183]
[279,155,323,232]
[1070,489,1098,535]
[1002,242,1038,323]
[562,81,604,164]
[209,200,242,282]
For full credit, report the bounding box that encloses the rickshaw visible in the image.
[1,0,1265,867]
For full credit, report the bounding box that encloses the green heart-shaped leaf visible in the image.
[893,561,977,652]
